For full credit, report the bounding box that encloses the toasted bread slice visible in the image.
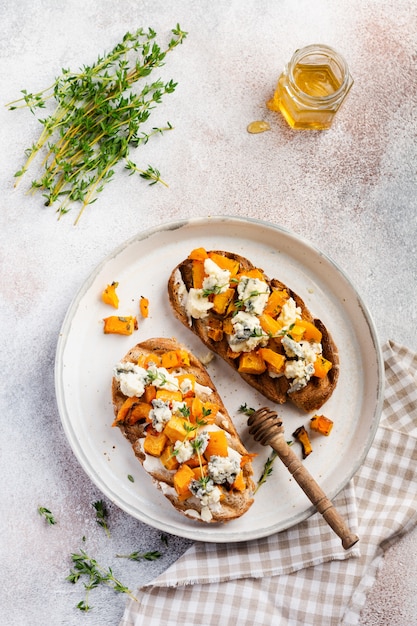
[112,337,255,523]
[168,250,339,412]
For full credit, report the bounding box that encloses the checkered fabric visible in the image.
[120,341,417,626]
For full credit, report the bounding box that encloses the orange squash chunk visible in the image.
[238,350,267,375]
[128,401,152,424]
[212,288,235,315]
[192,259,205,288]
[264,289,289,317]
[102,281,119,308]
[156,388,183,404]
[310,414,334,436]
[232,470,246,492]
[204,430,228,459]
[163,415,190,442]
[313,356,333,378]
[297,319,322,342]
[160,445,179,471]
[103,315,137,335]
[208,252,240,277]
[259,313,283,337]
[173,464,195,499]
[139,296,149,318]
[113,396,139,425]
[143,431,168,457]
[188,247,208,261]
[258,347,286,374]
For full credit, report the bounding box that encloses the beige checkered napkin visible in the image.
[120,341,417,626]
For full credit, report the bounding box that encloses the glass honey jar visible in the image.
[267,44,353,130]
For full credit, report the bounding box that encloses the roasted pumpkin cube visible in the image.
[144,385,157,404]
[297,319,322,342]
[238,350,267,375]
[232,470,246,492]
[101,281,119,308]
[163,415,190,442]
[263,289,289,317]
[128,401,152,425]
[313,356,333,378]
[212,288,235,315]
[208,252,240,277]
[160,445,179,470]
[188,247,208,261]
[139,296,149,318]
[310,414,334,436]
[192,259,205,288]
[258,347,286,374]
[259,313,283,337]
[192,464,208,480]
[173,464,195,499]
[156,388,183,404]
[113,396,139,425]
[204,430,228,459]
[161,350,182,370]
[103,315,137,335]
[237,267,265,281]
[137,353,161,368]
[143,431,168,457]
[293,425,313,458]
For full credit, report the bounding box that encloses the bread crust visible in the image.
[112,337,255,524]
[168,251,339,412]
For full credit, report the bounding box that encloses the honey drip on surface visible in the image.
[247,120,271,134]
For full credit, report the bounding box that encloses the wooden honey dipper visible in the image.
[247,407,359,550]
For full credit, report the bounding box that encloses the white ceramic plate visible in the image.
[55,216,384,542]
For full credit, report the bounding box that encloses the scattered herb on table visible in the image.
[38,506,57,525]
[7,24,187,224]
[116,550,162,561]
[67,549,138,611]
[93,499,110,537]
[255,451,278,493]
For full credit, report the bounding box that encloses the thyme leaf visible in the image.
[116,550,162,561]
[93,500,110,538]
[38,506,57,525]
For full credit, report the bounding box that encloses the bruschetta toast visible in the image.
[168,249,339,412]
[112,337,255,523]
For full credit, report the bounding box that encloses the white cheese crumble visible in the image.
[202,257,231,293]
[149,399,172,432]
[237,276,270,315]
[208,449,241,485]
[173,439,194,463]
[278,297,301,328]
[228,310,267,353]
[113,362,148,397]
[185,287,214,319]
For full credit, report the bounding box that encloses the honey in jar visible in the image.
[267,44,353,130]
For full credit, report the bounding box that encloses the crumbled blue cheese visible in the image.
[150,399,172,432]
[281,335,305,358]
[228,311,267,353]
[146,363,179,391]
[173,439,194,463]
[208,450,241,485]
[202,257,231,294]
[189,478,223,521]
[277,297,301,328]
[185,287,214,319]
[178,376,194,396]
[237,276,270,314]
[113,362,149,397]
[286,360,315,392]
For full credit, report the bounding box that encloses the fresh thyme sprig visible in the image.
[7,24,187,223]
[38,506,57,525]
[67,549,138,611]
[255,451,278,493]
[116,550,161,561]
[93,500,110,538]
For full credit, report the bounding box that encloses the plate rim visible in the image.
[55,215,384,542]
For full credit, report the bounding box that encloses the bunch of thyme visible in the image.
[7,24,187,223]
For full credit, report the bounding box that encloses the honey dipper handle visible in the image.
[269,432,359,550]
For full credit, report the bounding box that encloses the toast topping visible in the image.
[113,344,255,522]
[172,249,333,396]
